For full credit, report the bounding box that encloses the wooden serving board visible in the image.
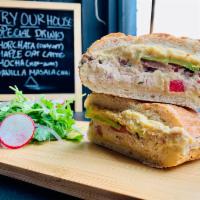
[0,121,200,200]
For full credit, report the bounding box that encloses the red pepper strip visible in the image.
[169,80,185,92]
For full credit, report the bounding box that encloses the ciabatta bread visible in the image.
[79,33,200,111]
[85,93,200,168]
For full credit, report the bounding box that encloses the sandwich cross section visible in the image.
[85,93,200,168]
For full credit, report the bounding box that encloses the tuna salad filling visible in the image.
[117,57,200,93]
[81,53,200,95]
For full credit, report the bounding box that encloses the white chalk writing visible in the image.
[0,9,74,93]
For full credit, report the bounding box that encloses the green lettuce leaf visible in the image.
[0,86,83,142]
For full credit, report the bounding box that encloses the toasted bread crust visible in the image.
[88,33,133,52]
[88,33,200,53]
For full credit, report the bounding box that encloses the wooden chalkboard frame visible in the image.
[0,1,82,112]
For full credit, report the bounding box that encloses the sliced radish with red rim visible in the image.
[0,114,35,149]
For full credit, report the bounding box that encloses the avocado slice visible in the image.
[86,107,121,129]
[142,55,200,72]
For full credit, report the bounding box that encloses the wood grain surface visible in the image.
[0,121,200,200]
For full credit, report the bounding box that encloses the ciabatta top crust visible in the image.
[86,33,200,68]
[88,33,200,54]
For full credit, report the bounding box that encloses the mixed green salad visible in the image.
[0,86,83,143]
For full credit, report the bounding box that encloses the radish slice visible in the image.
[0,114,35,149]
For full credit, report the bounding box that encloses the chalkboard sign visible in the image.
[0,1,82,111]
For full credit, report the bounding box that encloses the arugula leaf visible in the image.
[0,86,83,142]
[33,125,52,142]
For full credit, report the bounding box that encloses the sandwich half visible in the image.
[85,93,200,168]
[79,33,200,111]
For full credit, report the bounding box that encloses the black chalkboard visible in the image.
[0,7,75,94]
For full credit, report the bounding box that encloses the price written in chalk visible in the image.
[0,7,75,94]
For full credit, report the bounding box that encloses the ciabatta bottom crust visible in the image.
[88,121,200,168]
